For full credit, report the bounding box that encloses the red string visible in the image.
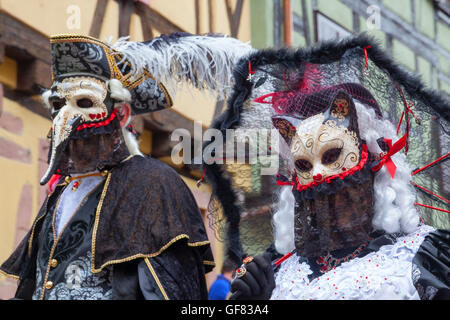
[274,252,293,266]
[411,153,450,176]
[410,181,450,204]
[415,203,450,214]
[363,46,371,70]
[248,61,255,75]
[394,83,411,154]
[410,154,450,218]
[396,111,404,135]
[419,215,425,225]
[406,102,419,121]
[198,167,207,184]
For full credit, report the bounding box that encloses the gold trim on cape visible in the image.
[90,171,211,274]
[144,258,169,300]
[0,269,20,280]
[203,260,216,266]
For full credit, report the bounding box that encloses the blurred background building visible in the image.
[0,0,448,299]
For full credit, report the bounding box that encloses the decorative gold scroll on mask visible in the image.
[290,113,360,185]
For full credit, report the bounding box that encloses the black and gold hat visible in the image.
[50,34,172,114]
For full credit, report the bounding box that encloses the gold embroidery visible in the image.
[49,34,173,108]
[90,171,210,274]
[90,171,112,274]
[39,191,64,300]
[91,234,211,274]
[28,197,50,256]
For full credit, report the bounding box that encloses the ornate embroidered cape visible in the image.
[0,155,214,299]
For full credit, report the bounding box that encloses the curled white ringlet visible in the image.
[272,187,296,255]
[107,79,132,102]
[106,79,142,156]
[354,102,419,234]
[41,89,52,110]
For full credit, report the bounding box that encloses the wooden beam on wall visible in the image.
[301,0,311,45]
[149,131,175,158]
[195,0,201,34]
[0,12,51,65]
[0,12,51,94]
[283,0,293,47]
[135,2,184,34]
[0,43,5,64]
[0,84,3,117]
[208,0,215,33]
[118,0,135,37]
[17,58,51,93]
[136,2,155,40]
[225,0,244,37]
[142,108,196,135]
[3,86,50,119]
[89,0,109,38]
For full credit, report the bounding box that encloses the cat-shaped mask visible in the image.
[272,90,363,186]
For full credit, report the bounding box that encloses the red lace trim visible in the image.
[76,109,118,131]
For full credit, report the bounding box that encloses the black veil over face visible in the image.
[203,33,450,264]
[56,118,130,176]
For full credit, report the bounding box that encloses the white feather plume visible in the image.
[111,33,254,100]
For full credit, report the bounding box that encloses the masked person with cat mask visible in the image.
[203,35,450,300]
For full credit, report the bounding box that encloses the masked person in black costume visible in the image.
[0,33,252,300]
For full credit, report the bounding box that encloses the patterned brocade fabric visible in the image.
[32,253,112,300]
[32,181,112,300]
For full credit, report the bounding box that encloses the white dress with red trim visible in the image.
[271,224,435,300]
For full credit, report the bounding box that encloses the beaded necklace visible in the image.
[316,242,370,273]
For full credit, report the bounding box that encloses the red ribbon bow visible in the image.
[372,134,407,178]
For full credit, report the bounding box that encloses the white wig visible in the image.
[107,79,143,157]
[272,102,420,255]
